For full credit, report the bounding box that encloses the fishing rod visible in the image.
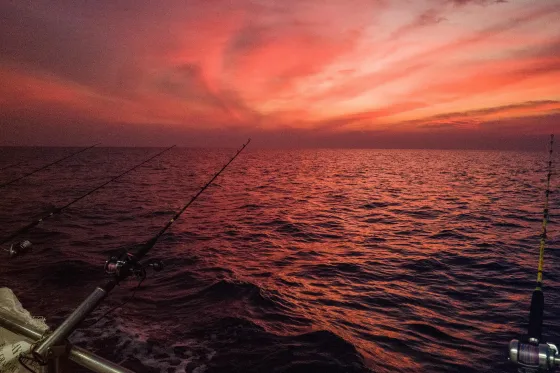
[509,134,558,372]
[30,139,250,365]
[0,144,99,189]
[2,145,176,256]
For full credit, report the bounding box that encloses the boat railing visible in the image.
[0,308,134,373]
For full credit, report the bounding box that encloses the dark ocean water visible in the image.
[0,147,559,373]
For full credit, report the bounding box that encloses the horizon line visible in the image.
[0,145,548,152]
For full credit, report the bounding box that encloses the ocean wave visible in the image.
[1,148,557,373]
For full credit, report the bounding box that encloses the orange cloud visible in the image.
[0,0,559,147]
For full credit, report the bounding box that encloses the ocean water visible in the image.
[0,147,559,373]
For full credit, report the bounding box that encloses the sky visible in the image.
[0,0,559,149]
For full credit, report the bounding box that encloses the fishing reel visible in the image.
[104,250,164,281]
[509,287,559,372]
[509,339,559,372]
[5,240,32,258]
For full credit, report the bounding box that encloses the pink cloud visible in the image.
[0,0,559,147]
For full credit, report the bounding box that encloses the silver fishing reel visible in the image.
[6,240,32,258]
[509,339,559,372]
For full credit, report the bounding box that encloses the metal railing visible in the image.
[0,308,134,373]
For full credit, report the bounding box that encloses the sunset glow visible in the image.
[1,0,559,147]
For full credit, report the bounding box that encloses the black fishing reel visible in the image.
[104,250,164,281]
[509,339,559,372]
[5,240,32,258]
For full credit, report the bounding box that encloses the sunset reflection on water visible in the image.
[0,147,558,372]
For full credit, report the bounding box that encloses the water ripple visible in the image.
[0,148,559,373]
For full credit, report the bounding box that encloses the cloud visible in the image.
[0,2,111,86]
[434,100,560,118]
[0,0,559,148]
[398,101,560,131]
[389,8,448,40]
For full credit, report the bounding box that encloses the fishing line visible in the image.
[0,144,99,189]
[1,145,176,250]
[104,138,251,280]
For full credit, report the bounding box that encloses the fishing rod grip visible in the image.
[528,288,544,342]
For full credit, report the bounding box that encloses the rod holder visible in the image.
[32,287,108,364]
